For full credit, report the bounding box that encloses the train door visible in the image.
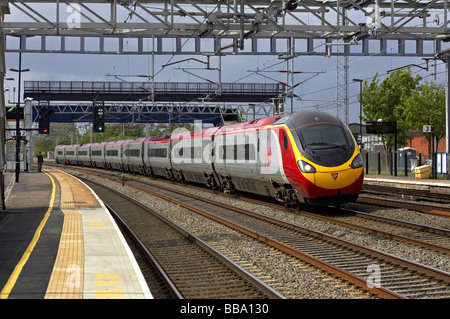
[255,129,262,179]
[208,134,221,189]
[259,128,273,177]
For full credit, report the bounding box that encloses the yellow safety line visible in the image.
[0,170,56,299]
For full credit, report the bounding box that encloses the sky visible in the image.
[2,2,449,125]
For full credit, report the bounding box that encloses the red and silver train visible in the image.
[55,110,364,207]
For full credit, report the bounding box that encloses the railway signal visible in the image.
[92,104,105,133]
[38,105,54,134]
[38,117,50,134]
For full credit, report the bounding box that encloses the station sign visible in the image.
[423,125,434,133]
[10,130,27,137]
[366,122,396,134]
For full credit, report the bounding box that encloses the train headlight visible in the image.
[298,160,316,173]
[351,154,364,169]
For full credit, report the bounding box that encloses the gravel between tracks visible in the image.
[76,171,450,298]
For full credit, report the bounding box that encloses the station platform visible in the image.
[364,174,450,194]
[0,168,153,299]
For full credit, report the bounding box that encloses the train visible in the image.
[55,110,364,207]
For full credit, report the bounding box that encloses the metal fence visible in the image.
[361,150,448,177]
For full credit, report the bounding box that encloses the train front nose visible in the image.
[297,156,363,195]
[297,157,364,205]
[313,166,364,197]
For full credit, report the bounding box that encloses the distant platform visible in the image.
[364,174,450,191]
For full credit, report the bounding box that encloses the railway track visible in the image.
[230,193,450,255]
[360,182,450,218]
[57,165,450,299]
[362,183,450,204]
[358,194,450,218]
[321,208,450,254]
[82,177,284,299]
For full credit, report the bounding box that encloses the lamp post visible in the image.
[10,36,29,183]
[352,78,364,145]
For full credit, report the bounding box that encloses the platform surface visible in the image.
[0,168,152,299]
[365,174,450,189]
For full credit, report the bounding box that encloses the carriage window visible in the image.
[148,148,167,158]
[124,149,140,157]
[283,131,288,151]
[106,150,119,156]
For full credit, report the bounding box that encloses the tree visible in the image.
[402,80,446,155]
[360,70,422,150]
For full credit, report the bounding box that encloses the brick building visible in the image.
[407,132,446,156]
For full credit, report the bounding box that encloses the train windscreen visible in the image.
[298,124,348,150]
[297,123,354,167]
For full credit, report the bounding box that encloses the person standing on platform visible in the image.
[37,152,44,172]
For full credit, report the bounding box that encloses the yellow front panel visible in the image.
[300,155,363,190]
[314,165,363,190]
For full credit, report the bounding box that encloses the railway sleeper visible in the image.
[394,285,450,295]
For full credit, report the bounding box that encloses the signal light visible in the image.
[93,123,103,133]
[38,106,54,134]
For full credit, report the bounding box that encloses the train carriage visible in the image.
[90,141,108,168]
[122,138,147,174]
[213,116,285,197]
[170,126,219,186]
[104,140,125,170]
[143,136,172,178]
[55,145,66,164]
[77,143,92,166]
[64,144,79,165]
